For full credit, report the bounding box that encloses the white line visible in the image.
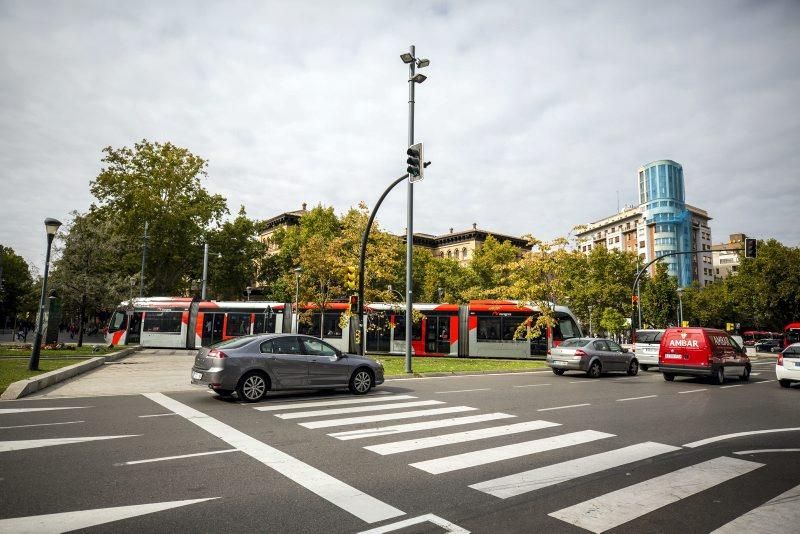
[143,393,404,524]
[120,449,239,465]
[255,394,415,412]
[0,498,218,533]
[0,406,90,414]
[513,384,551,388]
[0,435,140,453]
[537,403,590,412]
[434,388,490,394]
[755,379,775,384]
[410,430,614,475]
[329,413,517,440]
[549,456,763,533]
[684,427,800,448]
[364,420,561,456]
[712,482,800,533]
[720,384,743,389]
[300,406,478,429]
[138,413,176,418]
[358,513,469,534]
[616,395,657,402]
[734,448,800,455]
[274,400,444,420]
[750,372,761,376]
[568,381,597,384]
[678,389,708,394]
[470,442,681,499]
[0,420,84,430]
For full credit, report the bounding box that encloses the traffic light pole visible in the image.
[405,44,416,374]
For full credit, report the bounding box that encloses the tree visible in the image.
[640,263,679,328]
[89,139,228,295]
[0,245,36,330]
[599,307,627,339]
[463,235,520,300]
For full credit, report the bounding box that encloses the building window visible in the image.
[447,250,452,258]
[462,248,468,259]
[454,249,459,259]
[640,241,645,248]
[615,236,620,243]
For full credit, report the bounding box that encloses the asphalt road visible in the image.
[1,355,798,533]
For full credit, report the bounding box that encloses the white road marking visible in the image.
[537,403,590,412]
[568,381,597,384]
[513,384,551,388]
[358,513,469,534]
[138,413,176,418]
[0,406,90,414]
[434,388,490,394]
[0,435,139,453]
[616,395,657,402]
[255,394,415,412]
[684,427,800,448]
[258,391,393,405]
[329,413,517,440]
[678,389,708,394]
[119,449,239,465]
[734,448,800,455]
[274,400,444,420]
[720,384,743,389]
[470,442,681,499]
[144,393,404,524]
[364,420,561,456]
[750,372,761,376]
[0,420,84,430]
[712,482,800,533]
[0,498,218,533]
[549,456,763,533]
[755,379,776,384]
[410,430,614,475]
[300,406,478,429]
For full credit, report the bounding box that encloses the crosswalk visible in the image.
[258,391,799,533]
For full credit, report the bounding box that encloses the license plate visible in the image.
[664,354,682,360]
[553,361,566,366]
[192,372,202,380]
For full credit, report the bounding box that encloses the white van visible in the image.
[634,329,665,371]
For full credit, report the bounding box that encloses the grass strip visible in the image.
[374,355,546,376]
[0,346,119,358]
[0,358,94,395]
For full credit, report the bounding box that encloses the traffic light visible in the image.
[349,294,360,314]
[346,266,357,290]
[406,143,423,182]
[744,238,757,258]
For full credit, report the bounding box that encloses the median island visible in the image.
[375,355,546,377]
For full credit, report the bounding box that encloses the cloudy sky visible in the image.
[2,0,798,270]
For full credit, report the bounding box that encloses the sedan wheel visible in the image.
[349,369,373,395]
[627,359,639,376]
[640,364,650,372]
[712,366,725,385]
[237,372,268,403]
[740,366,750,382]
[587,361,601,379]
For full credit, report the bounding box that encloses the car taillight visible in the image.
[777,353,783,366]
[547,348,551,355]
[574,349,587,356]
[209,349,227,359]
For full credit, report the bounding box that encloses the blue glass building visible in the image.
[638,160,692,287]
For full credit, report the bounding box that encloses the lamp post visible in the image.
[245,286,252,302]
[29,218,62,370]
[293,267,302,333]
[400,45,429,374]
[588,305,594,337]
[677,287,684,326]
[387,284,404,303]
[201,243,209,300]
[139,221,148,298]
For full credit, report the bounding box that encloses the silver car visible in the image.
[547,337,639,378]
[634,329,665,371]
[190,334,385,402]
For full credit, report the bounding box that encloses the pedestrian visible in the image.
[16,327,24,342]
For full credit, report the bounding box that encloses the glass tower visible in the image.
[638,160,692,287]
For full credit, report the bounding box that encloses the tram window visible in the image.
[297,312,342,337]
[108,311,127,332]
[393,315,422,341]
[502,316,526,340]
[554,316,579,340]
[477,317,501,341]
[254,313,277,334]
[143,311,182,333]
[226,313,251,336]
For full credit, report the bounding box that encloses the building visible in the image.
[575,160,714,287]
[711,233,745,280]
[259,203,308,255]
[410,224,530,265]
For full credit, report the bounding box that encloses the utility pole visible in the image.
[201,243,209,300]
[139,221,148,298]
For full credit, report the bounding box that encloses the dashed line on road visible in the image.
[678,389,708,394]
[0,420,85,430]
[720,384,743,389]
[117,449,239,465]
[138,413,176,418]
[513,384,551,388]
[434,389,490,394]
[537,403,591,412]
[616,395,657,402]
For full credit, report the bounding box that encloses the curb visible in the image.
[385,367,546,379]
[0,346,140,400]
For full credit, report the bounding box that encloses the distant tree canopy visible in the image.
[0,245,37,326]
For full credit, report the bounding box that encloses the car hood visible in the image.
[344,354,380,365]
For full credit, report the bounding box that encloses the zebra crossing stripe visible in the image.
[410,430,614,475]
[711,482,800,533]
[274,400,444,420]
[470,441,680,499]
[329,413,517,441]
[549,456,763,533]
[364,420,561,456]
[300,406,478,429]
[255,394,415,412]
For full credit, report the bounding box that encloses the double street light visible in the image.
[29,218,62,371]
[293,266,302,333]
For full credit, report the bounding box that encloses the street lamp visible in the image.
[402,44,429,375]
[29,217,62,370]
[588,305,594,337]
[245,286,252,302]
[387,284,404,303]
[293,267,302,333]
[677,287,685,326]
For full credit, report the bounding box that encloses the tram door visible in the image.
[366,313,391,352]
[201,313,224,346]
[425,315,451,354]
[126,312,143,344]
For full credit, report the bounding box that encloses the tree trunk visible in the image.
[77,294,86,347]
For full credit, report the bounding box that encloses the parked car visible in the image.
[659,327,750,384]
[777,343,800,388]
[754,339,782,353]
[190,333,385,402]
[547,337,639,378]
[634,329,664,371]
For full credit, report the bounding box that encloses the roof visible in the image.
[405,227,529,249]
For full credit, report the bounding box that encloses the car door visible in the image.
[301,336,351,387]
[260,337,309,388]
[591,340,611,370]
[606,340,627,371]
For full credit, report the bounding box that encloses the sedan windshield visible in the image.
[636,330,663,343]
[560,338,591,347]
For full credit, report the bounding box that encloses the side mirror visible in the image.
[336,350,345,359]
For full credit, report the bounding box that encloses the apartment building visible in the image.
[712,233,745,280]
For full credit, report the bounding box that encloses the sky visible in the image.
[1,0,799,271]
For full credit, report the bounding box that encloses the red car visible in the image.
[659,327,751,384]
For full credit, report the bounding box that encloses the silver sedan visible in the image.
[191,333,385,402]
[547,337,639,378]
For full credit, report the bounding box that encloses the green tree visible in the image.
[640,263,679,328]
[463,235,520,300]
[599,307,627,338]
[0,245,37,330]
[205,206,267,300]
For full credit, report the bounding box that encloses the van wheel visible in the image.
[712,367,725,385]
[552,368,565,376]
[587,361,601,379]
[627,359,639,376]
[640,365,650,372]
[740,365,750,382]
[663,373,675,382]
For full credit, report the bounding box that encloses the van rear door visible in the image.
[661,329,707,368]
